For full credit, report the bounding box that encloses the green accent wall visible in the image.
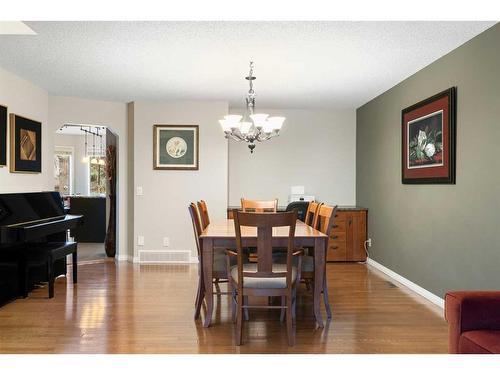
[356,23,500,298]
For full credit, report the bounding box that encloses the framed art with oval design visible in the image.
[402,87,456,184]
[153,125,199,170]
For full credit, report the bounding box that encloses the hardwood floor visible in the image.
[0,261,448,353]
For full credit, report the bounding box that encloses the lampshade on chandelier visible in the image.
[219,62,285,153]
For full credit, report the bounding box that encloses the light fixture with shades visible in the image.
[82,127,89,163]
[219,61,285,153]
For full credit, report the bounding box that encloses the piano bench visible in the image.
[23,241,77,299]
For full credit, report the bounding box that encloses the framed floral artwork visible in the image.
[10,113,42,173]
[153,125,199,170]
[402,87,456,184]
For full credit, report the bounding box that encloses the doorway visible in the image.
[54,124,117,262]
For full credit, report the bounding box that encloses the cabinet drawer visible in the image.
[332,220,346,233]
[330,231,346,242]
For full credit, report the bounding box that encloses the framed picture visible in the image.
[153,125,199,170]
[0,104,6,167]
[10,114,42,173]
[402,87,456,184]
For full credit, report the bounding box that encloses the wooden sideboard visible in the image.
[226,205,368,262]
[328,207,367,262]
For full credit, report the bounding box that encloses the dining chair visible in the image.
[304,201,323,229]
[240,198,278,213]
[197,200,210,229]
[301,204,338,319]
[188,203,229,320]
[227,209,303,346]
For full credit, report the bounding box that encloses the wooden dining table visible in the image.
[199,219,329,328]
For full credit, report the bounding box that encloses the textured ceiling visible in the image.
[0,21,495,108]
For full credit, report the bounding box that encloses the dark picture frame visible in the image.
[0,104,6,167]
[402,87,456,184]
[10,113,42,173]
[153,125,199,170]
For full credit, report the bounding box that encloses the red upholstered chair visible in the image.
[445,291,500,354]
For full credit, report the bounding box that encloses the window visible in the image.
[89,162,106,195]
[54,147,73,196]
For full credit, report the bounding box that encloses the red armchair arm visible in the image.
[445,291,500,353]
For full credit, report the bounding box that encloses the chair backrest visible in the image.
[304,201,323,228]
[316,204,338,237]
[233,210,297,290]
[197,200,210,229]
[285,201,310,221]
[188,203,203,257]
[240,198,278,213]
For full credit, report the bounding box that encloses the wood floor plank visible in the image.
[0,261,448,353]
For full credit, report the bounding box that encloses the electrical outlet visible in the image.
[366,238,372,247]
[137,235,144,246]
[136,186,143,196]
[163,237,170,247]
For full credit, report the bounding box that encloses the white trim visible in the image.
[366,258,444,309]
[116,254,131,262]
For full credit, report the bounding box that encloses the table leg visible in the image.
[202,238,214,327]
[313,237,326,328]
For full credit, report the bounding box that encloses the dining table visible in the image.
[199,218,329,328]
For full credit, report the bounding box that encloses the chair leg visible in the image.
[194,277,204,320]
[72,251,78,283]
[280,296,286,323]
[231,288,237,323]
[47,258,54,299]
[292,288,297,325]
[322,270,332,320]
[243,296,249,321]
[286,295,294,346]
[236,294,244,346]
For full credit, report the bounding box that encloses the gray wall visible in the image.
[356,23,500,298]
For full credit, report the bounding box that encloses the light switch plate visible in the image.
[137,235,144,246]
[136,186,143,196]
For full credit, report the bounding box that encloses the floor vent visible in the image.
[386,281,398,288]
[138,250,191,264]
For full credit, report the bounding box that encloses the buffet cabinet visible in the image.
[226,206,368,262]
[328,208,368,262]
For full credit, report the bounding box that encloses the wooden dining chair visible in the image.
[304,201,322,229]
[227,209,303,346]
[188,203,229,320]
[197,200,210,229]
[301,204,338,319]
[240,198,278,213]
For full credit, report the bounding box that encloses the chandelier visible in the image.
[219,62,285,153]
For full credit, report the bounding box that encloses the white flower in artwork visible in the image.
[424,143,436,158]
[417,130,427,150]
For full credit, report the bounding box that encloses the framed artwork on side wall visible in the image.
[153,125,199,170]
[0,104,7,167]
[402,87,456,184]
[10,113,42,173]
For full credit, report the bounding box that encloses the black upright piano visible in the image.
[0,191,82,305]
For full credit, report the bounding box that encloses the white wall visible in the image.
[48,96,128,258]
[228,108,356,206]
[131,101,228,259]
[0,67,50,192]
[54,134,89,195]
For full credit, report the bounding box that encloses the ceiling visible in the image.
[0,21,495,109]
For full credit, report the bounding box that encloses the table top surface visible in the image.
[200,219,327,239]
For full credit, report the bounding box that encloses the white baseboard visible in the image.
[116,254,131,262]
[366,258,444,309]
